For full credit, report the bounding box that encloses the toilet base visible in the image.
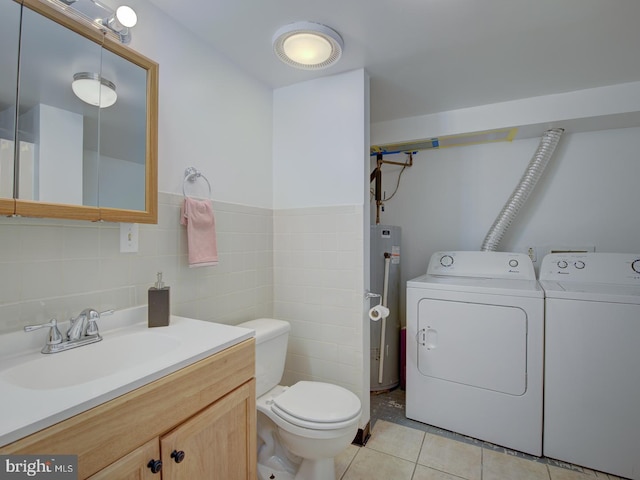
[295,458,336,480]
[257,462,295,480]
[257,457,337,480]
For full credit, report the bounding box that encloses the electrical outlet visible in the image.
[120,223,139,253]
[527,247,537,263]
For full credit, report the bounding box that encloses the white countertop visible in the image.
[0,306,254,447]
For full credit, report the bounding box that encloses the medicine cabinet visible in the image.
[0,0,158,223]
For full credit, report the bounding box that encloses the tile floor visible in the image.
[335,388,627,480]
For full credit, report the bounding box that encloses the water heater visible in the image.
[370,225,401,392]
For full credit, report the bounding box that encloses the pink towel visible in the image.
[180,197,218,267]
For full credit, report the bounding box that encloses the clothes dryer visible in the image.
[406,251,544,456]
[540,253,640,479]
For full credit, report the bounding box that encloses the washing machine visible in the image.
[540,253,640,479]
[406,251,544,456]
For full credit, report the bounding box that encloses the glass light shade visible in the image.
[72,73,117,108]
[283,33,333,66]
[272,22,343,70]
[115,5,137,28]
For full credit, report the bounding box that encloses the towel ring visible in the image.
[183,167,212,199]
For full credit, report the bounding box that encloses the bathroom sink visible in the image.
[0,305,255,447]
[0,331,180,390]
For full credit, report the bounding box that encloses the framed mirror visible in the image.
[0,1,21,216]
[7,0,158,223]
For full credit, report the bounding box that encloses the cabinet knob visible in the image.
[171,450,185,463]
[147,459,162,474]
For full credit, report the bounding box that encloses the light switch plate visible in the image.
[120,223,139,253]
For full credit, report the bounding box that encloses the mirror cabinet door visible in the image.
[0,1,21,214]
[17,5,102,213]
[96,47,148,212]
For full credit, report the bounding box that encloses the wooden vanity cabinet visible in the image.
[88,438,160,480]
[1,339,256,479]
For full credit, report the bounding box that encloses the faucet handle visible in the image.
[24,319,63,345]
[85,309,114,336]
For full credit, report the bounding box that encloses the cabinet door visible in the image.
[88,438,161,480]
[160,380,256,480]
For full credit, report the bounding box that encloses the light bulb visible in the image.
[116,5,137,28]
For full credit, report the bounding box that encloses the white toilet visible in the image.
[238,318,362,480]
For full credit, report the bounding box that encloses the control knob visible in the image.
[574,261,585,269]
[632,259,640,274]
[440,255,454,267]
[557,260,568,269]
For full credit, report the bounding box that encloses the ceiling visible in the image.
[146,0,640,124]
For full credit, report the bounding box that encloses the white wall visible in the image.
[0,193,273,334]
[374,126,640,323]
[371,81,640,147]
[23,104,83,204]
[123,0,274,208]
[272,69,370,429]
[273,70,367,209]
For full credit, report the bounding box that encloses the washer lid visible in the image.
[272,381,361,424]
[540,280,640,304]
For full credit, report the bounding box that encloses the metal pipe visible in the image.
[378,253,391,384]
[375,154,383,224]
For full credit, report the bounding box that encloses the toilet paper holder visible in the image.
[364,290,381,303]
[364,290,382,302]
[364,291,389,321]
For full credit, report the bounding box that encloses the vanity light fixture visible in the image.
[56,0,137,44]
[102,4,137,44]
[272,21,344,70]
[71,72,117,108]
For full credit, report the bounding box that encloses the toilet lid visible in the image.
[271,381,361,428]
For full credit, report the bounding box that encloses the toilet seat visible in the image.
[271,381,361,430]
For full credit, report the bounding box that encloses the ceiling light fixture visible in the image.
[72,72,117,108]
[272,21,344,70]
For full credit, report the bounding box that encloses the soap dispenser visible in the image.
[148,272,170,327]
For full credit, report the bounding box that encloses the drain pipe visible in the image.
[481,128,564,252]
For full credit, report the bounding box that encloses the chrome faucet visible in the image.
[67,308,100,341]
[25,308,114,354]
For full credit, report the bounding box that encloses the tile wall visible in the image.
[0,197,365,402]
[0,192,273,334]
[273,205,364,395]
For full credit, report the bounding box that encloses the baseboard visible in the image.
[352,421,371,446]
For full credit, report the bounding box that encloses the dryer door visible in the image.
[416,298,527,395]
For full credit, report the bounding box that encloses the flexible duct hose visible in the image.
[481,128,564,252]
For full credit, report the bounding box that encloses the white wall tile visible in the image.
[0,192,273,334]
[273,205,364,397]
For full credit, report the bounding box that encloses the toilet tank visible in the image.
[237,318,290,397]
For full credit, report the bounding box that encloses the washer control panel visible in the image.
[539,253,640,283]
[427,251,536,280]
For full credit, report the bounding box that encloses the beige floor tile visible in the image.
[549,465,602,480]
[366,420,426,462]
[483,449,550,480]
[342,447,416,480]
[335,444,359,479]
[417,433,481,480]
[412,464,467,480]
